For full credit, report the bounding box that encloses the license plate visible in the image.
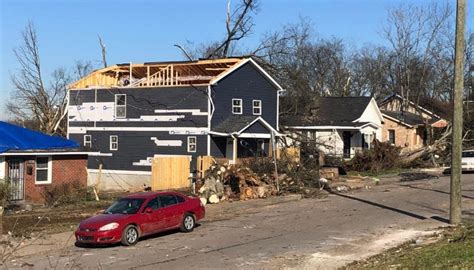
[78,236,94,241]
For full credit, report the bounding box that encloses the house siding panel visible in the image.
[211,62,278,130]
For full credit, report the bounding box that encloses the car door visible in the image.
[158,194,179,228]
[141,197,165,234]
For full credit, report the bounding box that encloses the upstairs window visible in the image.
[110,135,119,151]
[388,130,395,145]
[232,99,242,114]
[187,136,197,152]
[252,100,262,115]
[115,94,127,118]
[36,156,52,184]
[84,135,92,148]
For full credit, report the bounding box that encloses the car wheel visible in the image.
[121,225,139,246]
[180,213,195,232]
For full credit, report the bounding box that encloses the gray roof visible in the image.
[282,97,372,126]
[382,110,439,126]
[212,115,260,133]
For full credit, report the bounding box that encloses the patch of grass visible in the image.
[343,220,474,269]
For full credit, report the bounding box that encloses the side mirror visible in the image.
[145,207,153,213]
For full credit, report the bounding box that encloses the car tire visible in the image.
[121,225,139,246]
[180,213,195,232]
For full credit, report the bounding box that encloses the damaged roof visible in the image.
[381,110,441,127]
[68,58,244,90]
[282,97,372,126]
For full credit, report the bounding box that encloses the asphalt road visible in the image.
[7,173,474,269]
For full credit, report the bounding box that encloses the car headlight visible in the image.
[98,222,119,232]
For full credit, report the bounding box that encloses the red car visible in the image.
[75,191,205,246]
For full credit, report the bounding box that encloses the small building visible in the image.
[282,97,383,158]
[0,121,90,204]
[379,94,449,152]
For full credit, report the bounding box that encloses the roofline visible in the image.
[210,58,283,90]
[380,94,443,119]
[284,125,365,130]
[352,97,384,124]
[381,113,414,128]
[69,84,210,91]
[0,151,102,156]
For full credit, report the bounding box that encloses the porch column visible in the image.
[232,137,238,164]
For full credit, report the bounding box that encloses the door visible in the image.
[342,132,351,158]
[226,138,234,159]
[8,160,24,201]
[141,197,165,234]
[158,194,180,228]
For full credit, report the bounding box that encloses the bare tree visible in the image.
[97,35,107,68]
[7,22,92,136]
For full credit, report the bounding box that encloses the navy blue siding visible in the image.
[69,132,207,172]
[211,62,278,130]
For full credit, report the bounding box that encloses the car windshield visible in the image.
[104,198,145,215]
[462,151,474,158]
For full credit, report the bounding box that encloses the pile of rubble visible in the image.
[197,163,279,205]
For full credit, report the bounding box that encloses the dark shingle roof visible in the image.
[213,116,259,133]
[382,110,440,126]
[282,97,372,126]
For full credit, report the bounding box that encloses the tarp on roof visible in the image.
[0,121,79,153]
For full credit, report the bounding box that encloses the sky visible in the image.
[0,0,473,121]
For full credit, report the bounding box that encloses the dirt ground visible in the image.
[2,172,474,269]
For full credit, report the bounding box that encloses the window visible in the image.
[115,94,127,118]
[144,198,160,211]
[35,156,52,184]
[84,135,92,148]
[176,195,186,203]
[388,130,395,145]
[110,135,118,151]
[187,136,197,152]
[159,195,178,208]
[232,98,242,114]
[252,100,262,115]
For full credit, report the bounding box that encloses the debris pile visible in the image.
[197,163,278,205]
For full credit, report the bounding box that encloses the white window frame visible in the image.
[110,135,119,151]
[35,156,52,184]
[84,135,92,148]
[252,100,262,115]
[232,98,243,115]
[187,136,197,153]
[115,94,127,119]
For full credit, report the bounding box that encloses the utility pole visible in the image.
[450,0,466,225]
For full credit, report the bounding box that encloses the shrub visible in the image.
[347,140,402,173]
[0,179,11,208]
[41,182,88,207]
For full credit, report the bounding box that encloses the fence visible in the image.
[151,156,191,190]
[196,156,214,178]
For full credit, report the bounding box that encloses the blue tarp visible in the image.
[0,121,79,153]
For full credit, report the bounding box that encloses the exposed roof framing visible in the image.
[68,58,244,90]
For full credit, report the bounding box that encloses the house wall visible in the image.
[211,62,278,130]
[10,155,88,204]
[380,98,433,119]
[357,99,383,141]
[381,117,424,151]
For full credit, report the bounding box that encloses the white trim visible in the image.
[236,116,279,135]
[150,137,183,147]
[353,97,384,124]
[114,94,127,119]
[0,151,103,156]
[252,99,262,115]
[232,98,243,115]
[35,156,52,185]
[84,134,92,147]
[238,133,271,138]
[382,94,442,119]
[88,169,152,175]
[66,90,70,139]
[68,127,209,134]
[110,135,119,151]
[210,58,283,90]
[153,109,208,116]
[0,157,5,179]
[207,135,211,156]
[187,136,197,153]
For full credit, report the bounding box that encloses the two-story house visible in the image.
[67,57,282,190]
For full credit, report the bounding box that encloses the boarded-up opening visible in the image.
[151,156,191,190]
